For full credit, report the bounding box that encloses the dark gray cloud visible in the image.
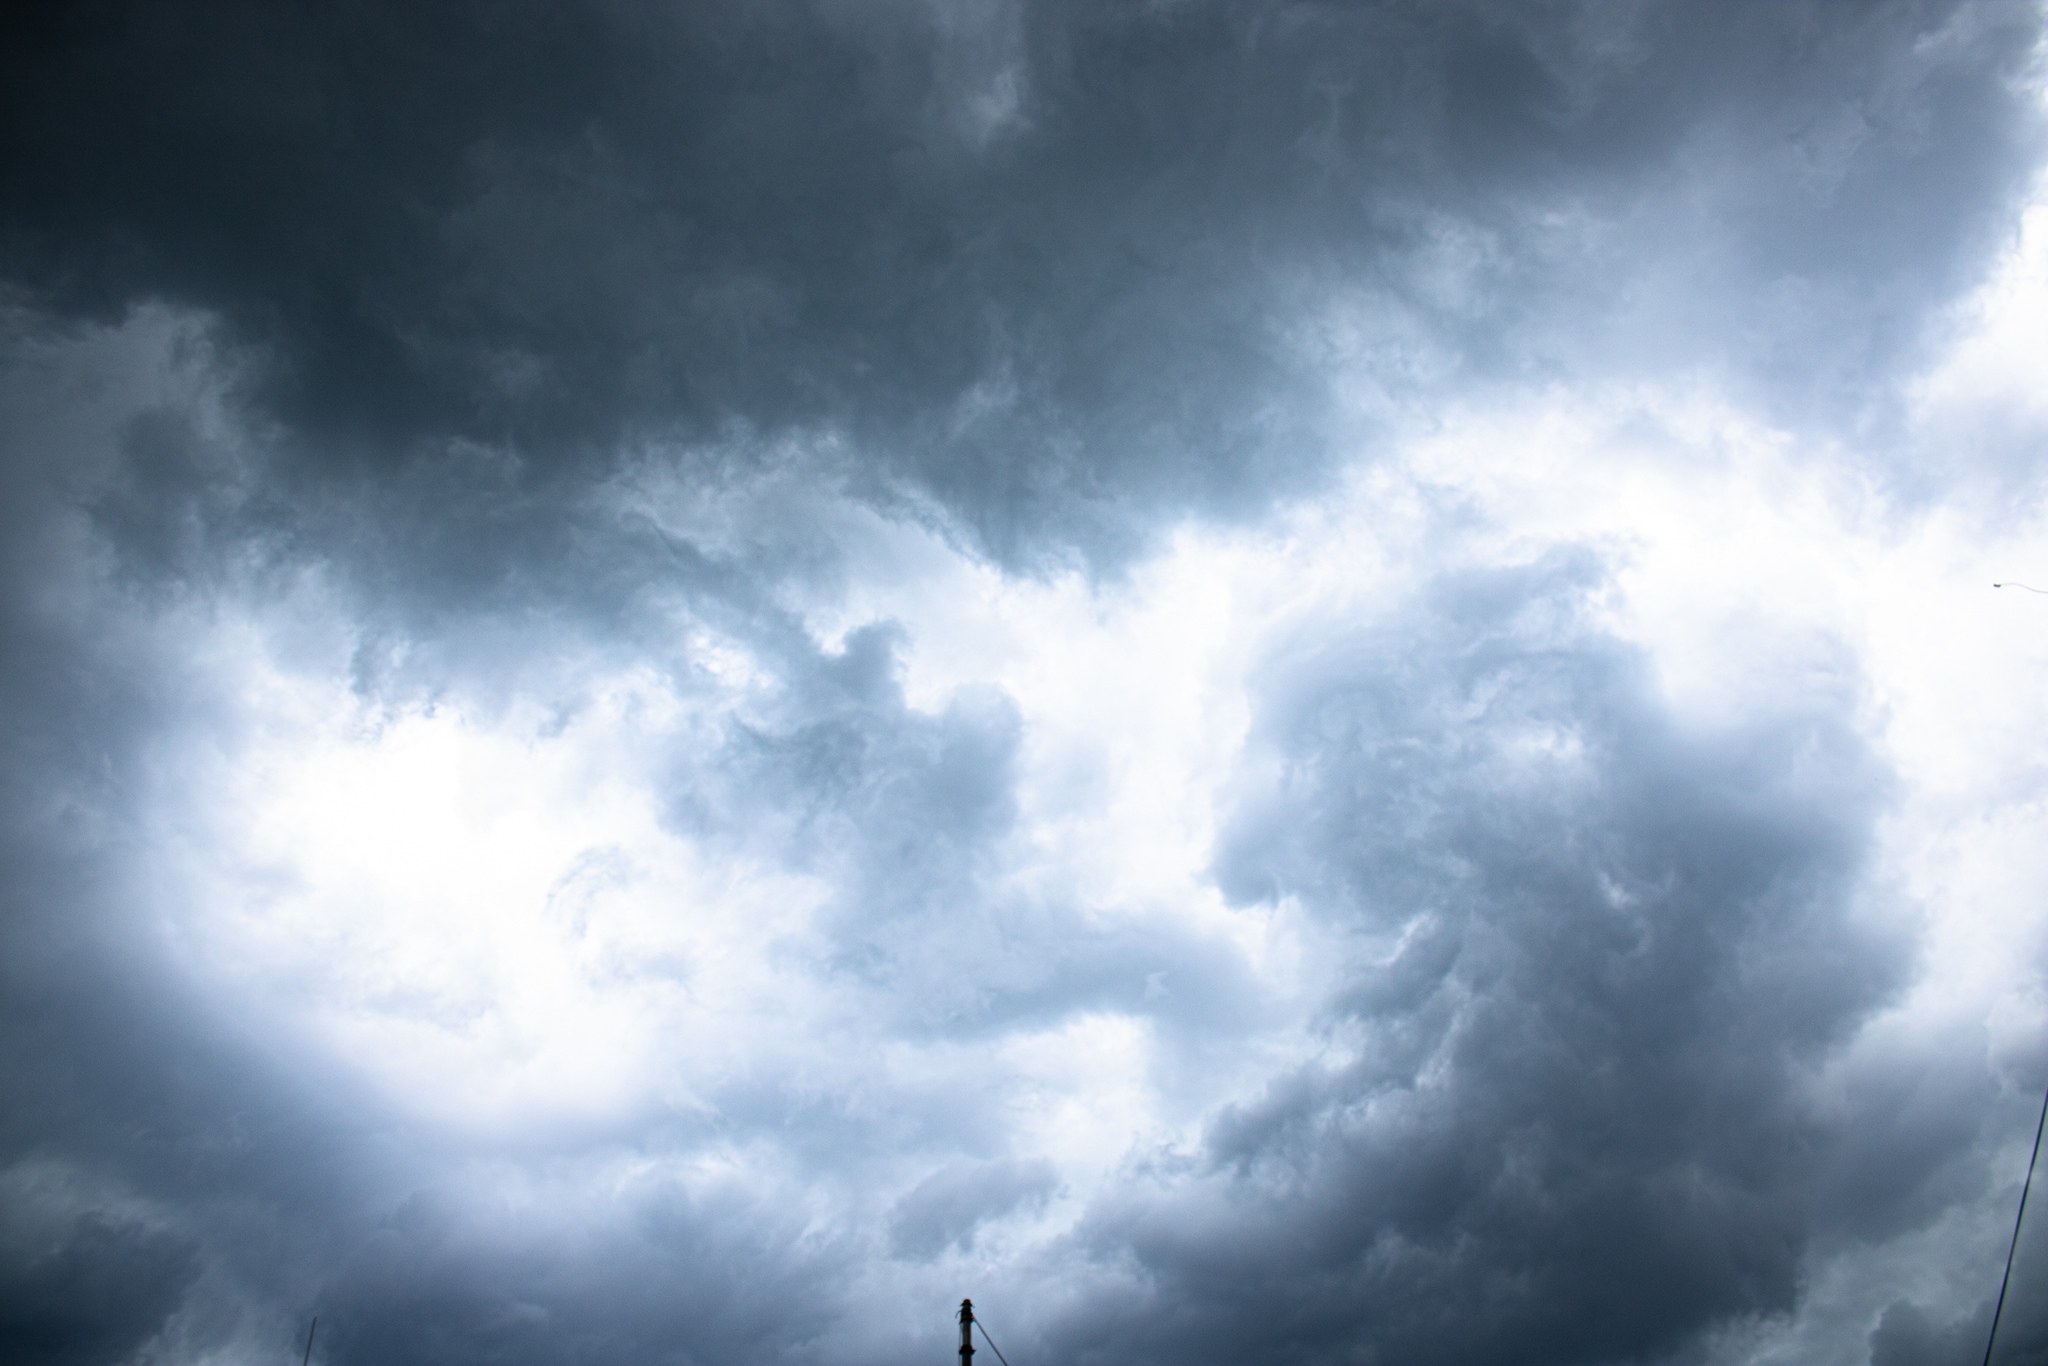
[4,0,2040,574]
[0,1208,198,1366]
[1869,1298,1995,1366]
[1056,553,1932,1366]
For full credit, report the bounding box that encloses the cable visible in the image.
[974,1317,1015,1366]
[1993,582,2048,594]
[1981,1085,2048,1366]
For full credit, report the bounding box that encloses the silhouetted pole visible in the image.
[301,1317,317,1366]
[958,1300,976,1366]
[1982,1086,2048,1366]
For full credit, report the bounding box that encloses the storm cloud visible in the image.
[2,2,2047,1365]
[1084,554,1905,1366]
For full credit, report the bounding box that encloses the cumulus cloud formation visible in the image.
[1088,554,1904,1365]
[2,3,2047,1365]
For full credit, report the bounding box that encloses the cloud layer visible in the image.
[3,3,2048,1366]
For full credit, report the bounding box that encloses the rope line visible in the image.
[1981,1085,2048,1366]
[974,1318,1015,1366]
[1993,582,2048,594]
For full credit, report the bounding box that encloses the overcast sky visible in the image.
[3,3,2048,1365]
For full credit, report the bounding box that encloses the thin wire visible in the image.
[1993,582,2048,594]
[301,1317,318,1366]
[974,1318,1015,1366]
[1981,1086,2048,1366]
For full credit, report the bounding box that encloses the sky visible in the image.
[2,3,2048,1365]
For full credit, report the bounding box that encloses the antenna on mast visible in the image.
[958,1300,976,1366]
